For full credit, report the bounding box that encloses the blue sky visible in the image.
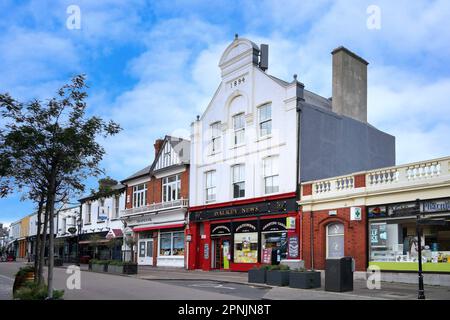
[1,0,450,225]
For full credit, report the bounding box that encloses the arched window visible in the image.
[327,223,345,258]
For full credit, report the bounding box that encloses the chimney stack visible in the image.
[154,138,164,157]
[331,46,368,122]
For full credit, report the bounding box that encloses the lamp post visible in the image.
[415,198,425,300]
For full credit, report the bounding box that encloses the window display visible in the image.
[369,218,450,272]
[159,231,185,256]
[234,232,258,263]
[261,232,287,264]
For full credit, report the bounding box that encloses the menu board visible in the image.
[288,235,299,258]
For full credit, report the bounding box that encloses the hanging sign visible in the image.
[286,217,296,230]
[350,207,362,221]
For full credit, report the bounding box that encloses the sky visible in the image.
[1,0,450,225]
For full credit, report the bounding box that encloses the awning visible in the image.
[133,223,185,232]
[79,239,111,245]
[106,229,123,239]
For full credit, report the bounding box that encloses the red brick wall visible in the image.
[354,174,366,188]
[302,184,312,196]
[301,206,367,271]
[125,186,133,209]
[180,168,189,199]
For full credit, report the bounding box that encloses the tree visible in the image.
[0,74,121,298]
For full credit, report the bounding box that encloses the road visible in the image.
[0,262,268,300]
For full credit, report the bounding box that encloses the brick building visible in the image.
[121,136,190,267]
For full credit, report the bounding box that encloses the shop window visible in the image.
[159,231,185,256]
[369,218,450,271]
[139,242,145,258]
[327,223,345,258]
[162,174,181,202]
[233,113,245,145]
[261,232,287,264]
[258,103,272,137]
[232,164,245,199]
[210,122,221,154]
[263,156,279,194]
[205,170,216,203]
[85,203,91,224]
[234,232,258,263]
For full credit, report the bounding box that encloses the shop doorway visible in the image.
[212,237,231,270]
[138,239,154,265]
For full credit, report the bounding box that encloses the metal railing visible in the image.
[121,198,189,216]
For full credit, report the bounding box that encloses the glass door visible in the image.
[138,239,153,265]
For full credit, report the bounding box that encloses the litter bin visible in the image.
[325,256,354,292]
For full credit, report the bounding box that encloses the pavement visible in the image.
[1,261,450,300]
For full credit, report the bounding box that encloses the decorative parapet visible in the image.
[121,198,189,217]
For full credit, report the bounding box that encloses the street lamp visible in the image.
[415,198,425,300]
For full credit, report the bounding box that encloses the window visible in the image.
[263,156,279,194]
[259,103,272,136]
[61,218,66,234]
[85,203,91,224]
[205,171,216,203]
[232,164,245,198]
[114,195,120,219]
[162,174,181,202]
[210,122,221,153]
[98,198,106,219]
[233,113,245,145]
[159,231,185,256]
[327,223,345,258]
[133,184,147,208]
[234,232,258,263]
[162,142,171,167]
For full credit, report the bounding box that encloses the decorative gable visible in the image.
[154,139,181,171]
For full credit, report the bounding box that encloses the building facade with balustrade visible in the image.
[299,156,450,284]
[121,136,190,268]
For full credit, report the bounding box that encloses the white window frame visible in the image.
[326,223,345,258]
[233,113,245,145]
[113,194,120,219]
[158,231,185,257]
[133,184,147,208]
[258,103,272,137]
[205,170,216,203]
[61,218,66,234]
[162,142,171,167]
[85,203,92,224]
[162,174,181,202]
[263,156,279,195]
[210,122,221,154]
[232,164,245,199]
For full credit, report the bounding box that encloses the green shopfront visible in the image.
[368,197,450,273]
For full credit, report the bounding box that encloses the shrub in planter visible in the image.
[14,281,64,300]
[289,268,321,289]
[13,265,35,294]
[90,259,109,272]
[248,265,270,284]
[108,260,138,274]
[266,264,290,286]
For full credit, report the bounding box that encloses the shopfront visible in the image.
[368,197,450,273]
[187,195,299,272]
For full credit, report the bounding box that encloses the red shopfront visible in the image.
[186,193,300,272]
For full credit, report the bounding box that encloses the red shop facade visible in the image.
[186,193,300,272]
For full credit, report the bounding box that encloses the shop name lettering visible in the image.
[213,206,260,217]
[236,223,256,232]
[422,200,450,212]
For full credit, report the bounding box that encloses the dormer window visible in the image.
[162,142,171,167]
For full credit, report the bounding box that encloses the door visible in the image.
[213,237,230,270]
[138,239,153,265]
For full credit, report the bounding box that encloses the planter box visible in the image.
[107,264,138,275]
[248,269,266,284]
[54,258,63,267]
[266,270,290,286]
[91,263,108,273]
[289,271,321,289]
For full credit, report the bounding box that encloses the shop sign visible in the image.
[288,235,299,258]
[211,223,232,236]
[262,218,287,232]
[234,221,258,233]
[422,199,450,213]
[329,210,337,216]
[189,198,297,222]
[350,207,362,221]
[67,227,77,234]
[368,206,387,218]
[203,243,209,259]
[186,234,192,242]
[286,217,296,229]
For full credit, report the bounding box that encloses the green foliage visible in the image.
[90,259,109,265]
[13,281,64,300]
[267,264,290,271]
[108,260,137,266]
[15,265,35,278]
[292,267,307,272]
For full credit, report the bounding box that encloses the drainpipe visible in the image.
[310,211,314,270]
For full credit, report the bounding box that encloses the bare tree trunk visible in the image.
[34,195,45,282]
[38,205,49,286]
[47,173,57,299]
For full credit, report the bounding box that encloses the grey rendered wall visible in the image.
[298,103,395,183]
